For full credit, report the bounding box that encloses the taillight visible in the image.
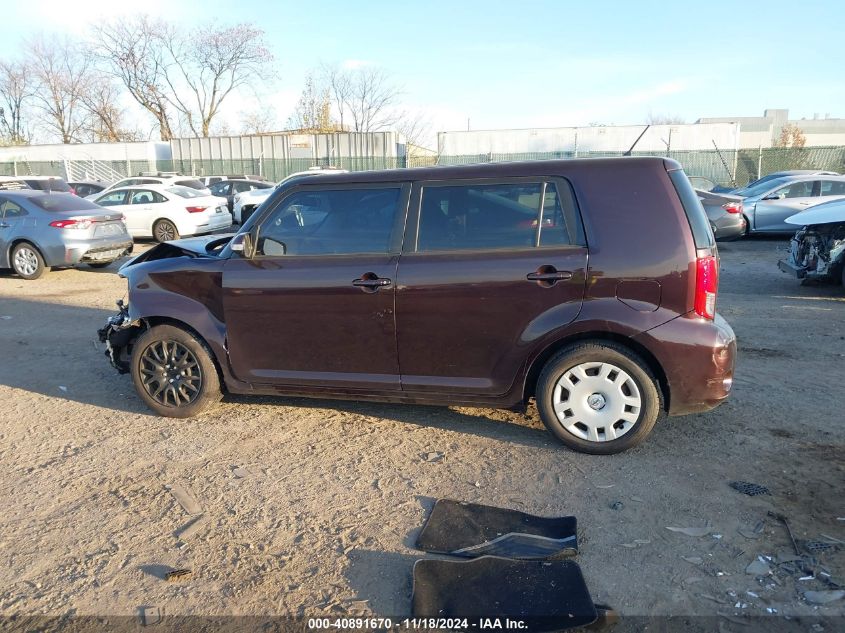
[186,206,208,213]
[722,201,742,214]
[49,219,92,229]
[695,256,718,320]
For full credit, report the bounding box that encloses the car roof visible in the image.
[0,188,50,198]
[277,158,676,187]
[101,183,187,193]
[68,180,106,185]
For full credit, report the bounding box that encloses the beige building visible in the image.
[697,109,845,148]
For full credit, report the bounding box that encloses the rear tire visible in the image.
[153,219,179,243]
[535,342,661,454]
[130,324,222,418]
[11,242,47,280]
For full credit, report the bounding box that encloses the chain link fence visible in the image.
[2,146,844,187]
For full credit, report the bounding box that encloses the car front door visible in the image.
[127,189,167,235]
[752,180,819,232]
[395,178,588,397]
[222,183,410,391]
[94,189,131,225]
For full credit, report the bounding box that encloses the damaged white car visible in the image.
[778,198,845,286]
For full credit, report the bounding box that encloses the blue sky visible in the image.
[2,0,844,138]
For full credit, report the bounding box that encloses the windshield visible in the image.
[166,186,204,198]
[30,194,103,211]
[734,177,791,198]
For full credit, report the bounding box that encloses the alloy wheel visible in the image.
[139,340,203,407]
[13,247,39,276]
[155,221,177,242]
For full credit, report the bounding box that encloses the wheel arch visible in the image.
[523,331,670,412]
[7,238,48,267]
[134,316,227,393]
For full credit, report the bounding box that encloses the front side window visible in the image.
[210,182,232,196]
[257,187,402,256]
[773,181,814,199]
[417,181,574,252]
[97,191,129,207]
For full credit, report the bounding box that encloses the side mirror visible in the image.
[762,193,783,201]
[229,231,256,258]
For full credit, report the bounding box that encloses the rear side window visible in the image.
[0,198,27,217]
[416,180,581,252]
[821,180,845,196]
[30,195,102,212]
[668,170,715,249]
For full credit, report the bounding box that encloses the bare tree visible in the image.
[241,107,278,135]
[645,111,685,125]
[395,110,432,149]
[79,79,141,142]
[91,16,175,141]
[288,73,336,133]
[27,36,92,143]
[321,65,400,132]
[160,23,273,137]
[0,59,33,145]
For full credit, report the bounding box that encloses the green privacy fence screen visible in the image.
[2,146,844,187]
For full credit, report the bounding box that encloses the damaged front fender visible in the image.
[97,300,144,374]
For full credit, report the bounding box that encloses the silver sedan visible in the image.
[0,190,132,280]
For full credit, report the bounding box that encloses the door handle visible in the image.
[526,268,573,285]
[352,273,392,291]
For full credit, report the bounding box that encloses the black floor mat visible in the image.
[412,556,597,631]
[416,499,577,559]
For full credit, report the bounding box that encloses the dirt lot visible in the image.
[0,237,843,628]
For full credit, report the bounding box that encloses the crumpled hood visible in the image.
[118,233,236,274]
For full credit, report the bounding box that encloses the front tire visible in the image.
[131,324,221,418]
[11,242,47,280]
[153,219,179,243]
[535,342,661,454]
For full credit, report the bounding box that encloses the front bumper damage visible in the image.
[96,300,143,374]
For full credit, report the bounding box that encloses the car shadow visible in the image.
[0,296,553,443]
[343,549,419,617]
[0,296,152,415]
[227,393,553,449]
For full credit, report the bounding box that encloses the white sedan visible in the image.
[93,185,232,242]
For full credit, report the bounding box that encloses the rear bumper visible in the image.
[633,312,736,416]
[184,212,233,235]
[713,214,746,241]
[46,236,133,266]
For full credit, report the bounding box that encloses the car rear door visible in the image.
[222,182,410,391]
[395,178,588,397]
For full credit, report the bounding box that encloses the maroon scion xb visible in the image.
[98,158,736,454]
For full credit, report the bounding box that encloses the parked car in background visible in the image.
[232,167,348,224]
[98,157,736,455]
[209,179,272,213]
[697,189,746,241]
[68,180,108,198]
[729,175,845,234]
[87,175,211,200]
[0,175,74,194]
[93,184,232,242]
[0,190,132,279]
[778,199,845,287]
[196,175,266,186]
[712,169,840,194]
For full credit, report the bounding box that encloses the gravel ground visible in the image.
[0,237,843,628]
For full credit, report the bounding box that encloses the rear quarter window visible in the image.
[176,179,207,190]
[669,170,715,249]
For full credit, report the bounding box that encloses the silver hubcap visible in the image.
[155,222,176,241]
[14,248,38,276]
[552,361,642,443]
